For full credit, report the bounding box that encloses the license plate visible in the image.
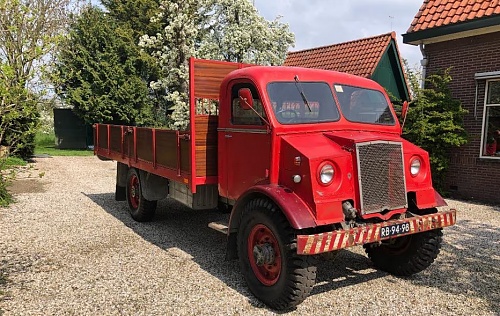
[380,222,411,238]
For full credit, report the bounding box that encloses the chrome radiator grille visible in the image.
[355,141,407,214]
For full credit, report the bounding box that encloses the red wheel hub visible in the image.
[129,174,140,209]
[247,224,281,286]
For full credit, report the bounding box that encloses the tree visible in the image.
[0,0,71,86]
[53,6,154,125]
[199,0,294,65]
[101,0,163,39]
[140,0,295,130]
[0,0,70,158]
[0,65,39,157]
[403,67,468,192]
[100,0,167,125]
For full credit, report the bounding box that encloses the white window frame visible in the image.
[479,79,500,159]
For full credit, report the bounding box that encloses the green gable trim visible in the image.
[372,40,410,102]
[402,14,500,44]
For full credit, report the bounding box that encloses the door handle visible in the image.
[225,134,232,138]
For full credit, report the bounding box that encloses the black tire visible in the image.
[126,168,157,222]
[364,228,443,276]
[237,198,317,310]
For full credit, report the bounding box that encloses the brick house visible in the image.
[284,32,410,102]
[403,0,500,203]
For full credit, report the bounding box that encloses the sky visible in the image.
[254,0,425,70]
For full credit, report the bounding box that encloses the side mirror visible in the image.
[400,100,409,133]
[238,88,253,110]
[401,100,409,118]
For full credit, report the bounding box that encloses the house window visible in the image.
[481,80,500,158]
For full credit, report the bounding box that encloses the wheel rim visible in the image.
[128,174,140,210]
[381,235,413,254]
[247,224,281,286]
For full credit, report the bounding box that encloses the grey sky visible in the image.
[254,0,425,70]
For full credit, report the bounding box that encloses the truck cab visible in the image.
[219,66,439,228]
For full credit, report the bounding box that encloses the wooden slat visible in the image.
[193,59,255,100]
[136,128,153,163]
[109,126,122,153]
[194,115,218,177]
[193,62,239,100]
[180,139,190,173]
[124,131,133,158]
[156,130,178,169]
[97,125,108,149]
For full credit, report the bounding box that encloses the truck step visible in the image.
[208,221,229,234]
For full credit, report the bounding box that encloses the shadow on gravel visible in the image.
[410,219,500,313]
[85,192,385,310]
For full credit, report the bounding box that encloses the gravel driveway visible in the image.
[0,156,499,315]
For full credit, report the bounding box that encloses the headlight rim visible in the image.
[318,161,335,186]
[410,156,422,177]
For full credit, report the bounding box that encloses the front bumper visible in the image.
[297,209,456,255]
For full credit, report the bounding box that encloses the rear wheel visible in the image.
[237,198,317,310]
[126,168,157,222]
[364,228,443,276]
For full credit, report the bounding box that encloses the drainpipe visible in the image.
[419,43,427,89]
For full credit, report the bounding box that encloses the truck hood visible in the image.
[323,130,403,148]
[281,130,405,159]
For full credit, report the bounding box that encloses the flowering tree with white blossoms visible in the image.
[199,0,294,65]
[140,0,294,130]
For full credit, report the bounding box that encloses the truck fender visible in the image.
[225,184,317,260]
[414,188,448,209]
[138,170,169,201]
[115,162,129,201]
[434,190,448,207]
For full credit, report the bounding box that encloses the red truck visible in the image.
[94,58,456,310]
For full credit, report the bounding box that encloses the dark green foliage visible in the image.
[53,7,155,125]
[0,65,40,160]
[0,173,12,207]
[0,159,13,207]
[101,0,163,39]
[403,68,468,192]
[101,0,167,121]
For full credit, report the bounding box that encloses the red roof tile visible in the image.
[283,32,396,78]
[407,0,500,33]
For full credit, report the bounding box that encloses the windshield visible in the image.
[334,84,395,125]
[267,82,340,124]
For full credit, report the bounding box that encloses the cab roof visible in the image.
[222,66,385,92]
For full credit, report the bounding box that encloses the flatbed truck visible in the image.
[94,57,456,310]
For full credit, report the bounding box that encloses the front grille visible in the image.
[356,141,407,214]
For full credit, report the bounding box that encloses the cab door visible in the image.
[218,81,271,201]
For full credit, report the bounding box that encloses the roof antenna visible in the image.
[389,16,394,31]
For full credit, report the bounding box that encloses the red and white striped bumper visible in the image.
[297,210,456,255]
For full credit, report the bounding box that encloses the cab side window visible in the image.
[231,83,267,126]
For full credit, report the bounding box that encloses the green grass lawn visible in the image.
[34,132,94,157]
[0,157,27,170]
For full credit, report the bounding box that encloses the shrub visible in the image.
[403,68,468,192]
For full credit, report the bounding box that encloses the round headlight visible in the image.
[410,158,421,176]
[319,164,334,184]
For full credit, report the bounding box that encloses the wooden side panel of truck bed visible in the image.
[94,116,212,183]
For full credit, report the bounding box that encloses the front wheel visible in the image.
[237,198,317,310]
[364,228,443,276]
[126,168,157,222]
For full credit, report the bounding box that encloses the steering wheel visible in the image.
[276,109,299,123]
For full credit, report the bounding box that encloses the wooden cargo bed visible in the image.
[94,115,217,192]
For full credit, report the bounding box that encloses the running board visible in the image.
[208,221,229,234]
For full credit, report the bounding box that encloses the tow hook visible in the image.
[342,201,357,219]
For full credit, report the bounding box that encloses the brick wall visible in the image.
[424,31,500,203]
